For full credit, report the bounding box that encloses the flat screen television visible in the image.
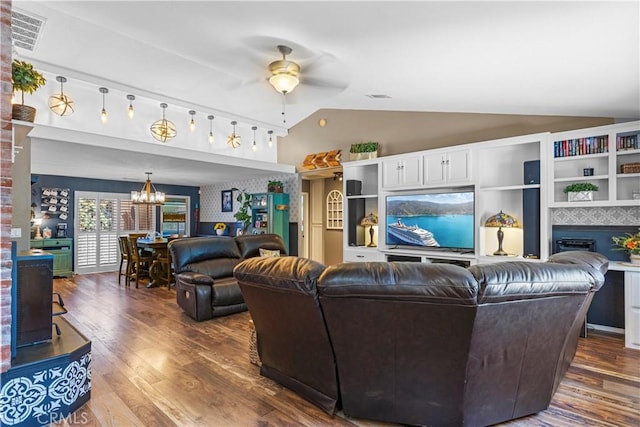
[385,190,474,252]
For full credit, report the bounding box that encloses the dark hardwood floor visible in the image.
[52,272,640,427]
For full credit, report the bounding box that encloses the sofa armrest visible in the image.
[175,272,214,321]
[176,271,214,285]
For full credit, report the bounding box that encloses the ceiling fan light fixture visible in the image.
[268,45,300,94]
[268,71,299,94]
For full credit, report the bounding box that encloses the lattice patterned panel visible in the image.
[201,174,300,223]
[552,206,640,226]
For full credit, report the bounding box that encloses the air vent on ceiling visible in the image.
[11,9,46,52]
[365,94,392,99]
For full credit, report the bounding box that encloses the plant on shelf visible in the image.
[267,180,284,193]
[11,59,46,122]
[563,182,599,202]
[349,141,379,154]
[562,183,599,193]
[349,141,379,161]
[232,188,252,232]
[612,231,640,264]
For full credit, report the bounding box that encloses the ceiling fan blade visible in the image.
[301,76,349,91]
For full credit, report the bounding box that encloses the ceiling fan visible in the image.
[262,44,349,123]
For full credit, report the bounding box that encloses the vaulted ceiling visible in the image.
[13,1,640,185]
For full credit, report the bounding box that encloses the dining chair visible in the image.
[117,236,131,285]
[127,236,154,288]
[158,235,181,289]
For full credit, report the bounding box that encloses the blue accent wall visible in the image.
[552,225,640,261]
[31,174,200,240]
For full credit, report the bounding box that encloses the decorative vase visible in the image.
[216,229,224,236]
[568,191,593,202]
[630,254,640,265]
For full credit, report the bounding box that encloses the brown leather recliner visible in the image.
[169,234,286,321]
[233,251,606,425]
[317,254,607,426]
[233,256,339,414]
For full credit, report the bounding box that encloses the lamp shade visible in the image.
[268,72,300,94]
[360,212,378,227]
[484,211,520,228]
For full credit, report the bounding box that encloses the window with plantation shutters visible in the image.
[75,192,156,274]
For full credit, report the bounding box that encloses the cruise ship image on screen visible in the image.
[388,219,439,247]
[385,191,475,250]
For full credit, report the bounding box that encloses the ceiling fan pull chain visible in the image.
[281,93,287,124]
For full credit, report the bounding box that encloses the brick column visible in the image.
[1,0,13,373]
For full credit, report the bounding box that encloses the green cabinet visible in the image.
[250,193,290,254]
[30,238,73,277]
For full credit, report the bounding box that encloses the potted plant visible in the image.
[11,59,46,122]
[349,141,379,161]
[232,188,252,232]
[267,180,284,193]
[563,182,599,202]
[612,231,640,265]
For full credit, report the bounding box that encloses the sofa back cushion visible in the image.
[169,236,242,277]
[468,260,596,304]
[319,261,478,304]
[236,233,287,259]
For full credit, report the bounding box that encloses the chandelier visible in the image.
[130,172,165,205]
[150,103,177,143]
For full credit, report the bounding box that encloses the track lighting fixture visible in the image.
[126,94,135,119]
[150,103,177,143]
[189,110,196,132]
[99,87,108,124]
[227,121,241,149]
[252,126,258,152]
[267,130,274,148]
[208,115,215,144]
[49,76,74,116]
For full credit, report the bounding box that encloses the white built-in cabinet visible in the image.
[381,156,422,189]
[548,122,640,207]
[342,121,640,348]
[423,149,472,186]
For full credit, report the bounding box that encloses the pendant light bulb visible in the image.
[267,130,274,148]
[252,126,258,152]
[127,94,135,119]
[189,110,196,132]
[208,115,215,144]
[99,87,109,124]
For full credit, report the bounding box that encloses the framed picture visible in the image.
[221,190,233,212]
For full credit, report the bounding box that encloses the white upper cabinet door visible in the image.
[382,156,422,189]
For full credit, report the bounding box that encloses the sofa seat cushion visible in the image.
[213,276,245,306]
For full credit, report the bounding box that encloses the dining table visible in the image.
[136,238,168,288]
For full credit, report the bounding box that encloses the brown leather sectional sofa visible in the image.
[233,251,608,426]
[168,234,286,321]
